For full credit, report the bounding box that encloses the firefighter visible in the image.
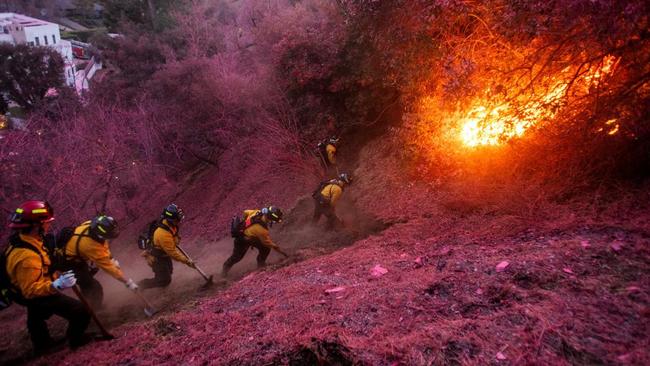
[317,136,339,175]
[62,215,138,308]
[222,206,284,277]
[4,201,91,353]
[312,172,352,228]
[138,204,195,289]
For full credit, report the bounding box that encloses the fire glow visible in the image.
[460,56,619,147]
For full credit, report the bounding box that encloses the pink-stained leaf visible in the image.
[325,286,346,293]
[370,264,389,277]
[439,246,451,255]
[617,353,631,362]
[610,241,624,252]
[475,288,483,295]
[414,256,423,266]
[626,286,641,293]
[496,352,507,360]
[580,240,590,248]
[241,273,256,282]
[496,261,510,272]
[563,267,574,274]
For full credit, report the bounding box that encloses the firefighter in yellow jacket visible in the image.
[61,216,138,308]
[317,136,339,175]
[222,206,283,277]
[4,201,90,353]
[313,172,352,228]
[138,204,195,289]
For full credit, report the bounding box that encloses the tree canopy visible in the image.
[0,43,66,110]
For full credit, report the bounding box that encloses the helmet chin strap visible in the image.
[37,225,46,238]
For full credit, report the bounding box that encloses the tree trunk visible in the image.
[147,0,156,28]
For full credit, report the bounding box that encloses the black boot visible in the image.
[33,337,67,356]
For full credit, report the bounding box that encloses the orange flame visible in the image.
[459,56,619,147]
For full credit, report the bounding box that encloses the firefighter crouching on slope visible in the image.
[4,201,90,352]
[138,204,195,289]
[313,172,353,228]
[61,216,138,308]
[222,206,284,277]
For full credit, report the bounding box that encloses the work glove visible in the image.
[111,258,121,269]
[52,271,77,291]
[125,278,139,291]
[142,252,155,266]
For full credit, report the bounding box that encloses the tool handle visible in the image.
[273,246,289,258]
[135,291,158,316]
[135,291,154,308]
[72,285,114,339]
[177,245,211,281]
[194,264,211,281]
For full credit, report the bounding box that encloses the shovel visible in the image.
[134,291,158,317]
[177,245,214,289]
[72,285,114,340]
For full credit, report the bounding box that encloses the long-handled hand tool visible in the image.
[272,246,289,258]
[177,245,214,288]
[134,291,158,317]
[72,285,114,340]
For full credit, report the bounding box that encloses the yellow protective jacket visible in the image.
[152,219,191,265]
[320,183,343,207]
[65,222,124,281]
[326,144,337,165]
[6,234,57,299]
[242,210,278,249]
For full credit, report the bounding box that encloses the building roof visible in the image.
[0,13,54,27]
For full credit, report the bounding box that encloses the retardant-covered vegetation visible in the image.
[0,0,648,364]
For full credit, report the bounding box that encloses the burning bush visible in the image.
[334,0,650,189]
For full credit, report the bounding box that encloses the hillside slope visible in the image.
[13,139,646,365]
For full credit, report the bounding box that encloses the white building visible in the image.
[0,13,76,86]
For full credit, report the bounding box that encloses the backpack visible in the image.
[0,234,44,310]
[317,140,328,158]
[312,179,339,203]
[230,215,244,238]
[138,220,174,252]
[316,139,330,165]
[44,226,91,272]
[230,212,267,238]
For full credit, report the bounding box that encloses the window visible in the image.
[34,36,39,45]
[44,35,48,45]
[52,34,56,44]
[28,41,34,46]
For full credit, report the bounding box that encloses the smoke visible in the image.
[84,191,387,327]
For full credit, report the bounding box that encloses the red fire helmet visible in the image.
[8,200,55,228]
